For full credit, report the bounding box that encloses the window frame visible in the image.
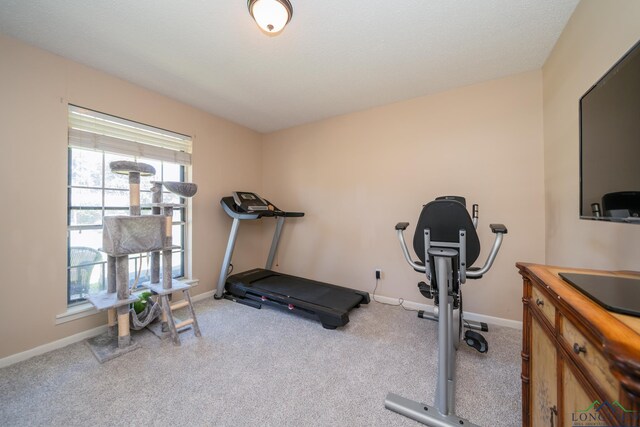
[66,147,187,306]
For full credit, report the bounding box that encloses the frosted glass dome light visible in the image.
[248,0,293,35]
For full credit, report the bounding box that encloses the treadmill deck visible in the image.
[225,268,370,328]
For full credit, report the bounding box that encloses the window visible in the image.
[67,106,192,305]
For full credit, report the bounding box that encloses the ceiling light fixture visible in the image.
[247,0,293,35]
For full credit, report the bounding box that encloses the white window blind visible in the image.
[68,105,192,165]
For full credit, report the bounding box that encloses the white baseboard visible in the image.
[195,288,522,330]
[0,325,108,369]
[1,290,217,369]
[371,294,522,330]
[191,289,215,302]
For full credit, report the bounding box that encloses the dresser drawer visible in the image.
[561,316,619,400]
[531,285,555,326]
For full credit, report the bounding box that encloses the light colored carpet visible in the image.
[0,297,521,426]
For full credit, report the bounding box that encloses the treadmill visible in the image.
[214,191,370,329]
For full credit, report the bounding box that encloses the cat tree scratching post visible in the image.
[150,182,162,284]
[145,181,201,345]
[109,161,156,348]
[150,182,167,331]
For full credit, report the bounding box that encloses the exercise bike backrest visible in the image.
[396,195,507,285]
[412,198,480,270]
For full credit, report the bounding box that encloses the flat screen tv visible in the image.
[580,39,640,223]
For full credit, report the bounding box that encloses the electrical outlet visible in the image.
[375,269,382,280]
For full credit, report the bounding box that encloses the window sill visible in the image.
[55,303,99,325]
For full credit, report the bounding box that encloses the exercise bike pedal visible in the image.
[464,330,488,353]
[417,281,433,299]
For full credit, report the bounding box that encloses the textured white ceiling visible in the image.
[0,0,578,133]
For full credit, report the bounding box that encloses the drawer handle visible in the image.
[573,343,587,355]
[536,298,544,307]
[550,405,558,427]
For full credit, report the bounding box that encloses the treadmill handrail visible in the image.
[221,197,261,219]
[280,211,305,217]
[221,196,305,219]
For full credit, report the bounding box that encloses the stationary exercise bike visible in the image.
[385,196,507,427]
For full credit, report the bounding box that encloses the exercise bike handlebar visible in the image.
[395,223,427,273]
[395,221,507,277]
[466,227,506,277]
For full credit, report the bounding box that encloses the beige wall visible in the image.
[0,34,264,359]
[13,0,629,357]
[543,0,640,269]
[261,70,546,321]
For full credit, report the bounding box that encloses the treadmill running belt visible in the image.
[251,274,363,311]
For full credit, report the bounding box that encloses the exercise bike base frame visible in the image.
[387,240,481,426]
[385,393,480,427]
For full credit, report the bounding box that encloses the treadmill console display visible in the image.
[233,191,271,212]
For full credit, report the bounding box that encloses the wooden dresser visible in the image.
[517,263,640,427]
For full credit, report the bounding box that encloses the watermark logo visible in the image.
[572,400,639,427]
